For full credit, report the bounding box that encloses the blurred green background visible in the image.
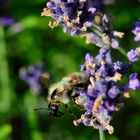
[0,0,140,140]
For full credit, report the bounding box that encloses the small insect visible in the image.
[40,72,87,117]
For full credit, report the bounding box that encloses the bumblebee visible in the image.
[40,72,87,117]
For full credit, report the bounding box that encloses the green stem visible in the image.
[99,129,105,140]
[94,29,104,37]
[0,26,12,112]
[118,47,127,57]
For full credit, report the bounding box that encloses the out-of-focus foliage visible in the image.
[0,0,140,140]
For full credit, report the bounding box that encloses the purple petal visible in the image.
[129,73,140,90]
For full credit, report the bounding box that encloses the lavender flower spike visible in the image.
[41,0,103,36]
[132,21,140,41]
[74,52,132,134]
[19,62,44,95]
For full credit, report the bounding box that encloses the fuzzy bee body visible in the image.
[40,72,87,117]
[48,72,86,104]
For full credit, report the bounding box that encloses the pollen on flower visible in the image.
[48,21,59,29]
[42,0,104,36]
[109,72,122,82]
[73,52,133,134]
[136,47,140,53]
[75,96,85,105]
[113,31,125,38]
[102,34,111,45]
[94,15,102,25]
[92,96,103,113]
[124,92,130,98]
[41,8,51,16]
[80,0,87,2]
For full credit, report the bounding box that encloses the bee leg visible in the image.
[34,107,49,111]
[65,104,77,119]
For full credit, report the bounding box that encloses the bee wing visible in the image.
[39,72,51,88]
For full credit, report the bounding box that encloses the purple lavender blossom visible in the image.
[132,21,140,41]
[19,62,44,95]
[127,47,140,62]
[74,52,132,134]
[111,39,119,49]
[42,0,124,53]
[82,26,123,49]
[129,73,140,90]
[42,0,103,36]
[0,17,14,27]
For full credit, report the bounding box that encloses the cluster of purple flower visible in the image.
[72,20,140,133]
[73,50,139,134]
[19,62,44,95]
[127,47,140,62]
[42,0,124,51]
[42,0,103,36]
[41,0,140,134]
[72,19,140,132]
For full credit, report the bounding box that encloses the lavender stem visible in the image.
[99,129,105,140]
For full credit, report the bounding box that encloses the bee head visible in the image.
[48,103,64,117]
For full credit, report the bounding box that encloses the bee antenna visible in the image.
[34,98,50,111]
[34,107,49,111]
